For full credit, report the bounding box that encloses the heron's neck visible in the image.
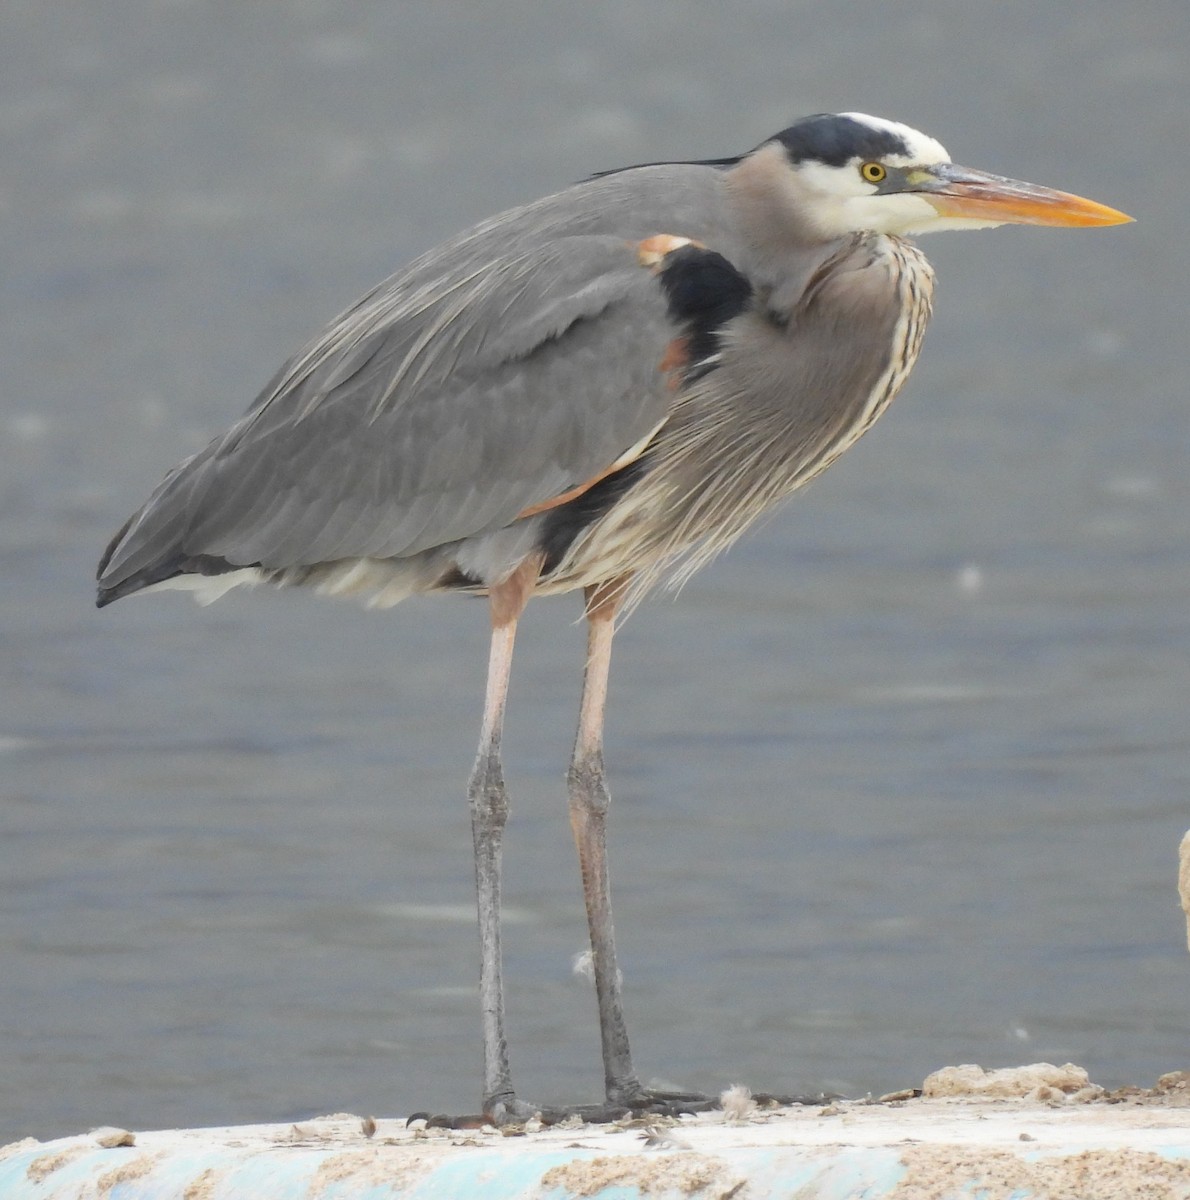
[723,144,826,248]
[722,147,851,315]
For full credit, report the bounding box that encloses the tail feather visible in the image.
[95,550,248,608]
[95,443,236,606]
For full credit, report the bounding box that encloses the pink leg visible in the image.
[469,559,538,1120]
[567,578,645,1105]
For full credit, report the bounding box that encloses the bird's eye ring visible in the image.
[860,162,887,184]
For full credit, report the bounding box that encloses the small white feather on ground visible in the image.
[719,1085,757,1122]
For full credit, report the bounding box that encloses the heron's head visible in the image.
[744,112,1131,241]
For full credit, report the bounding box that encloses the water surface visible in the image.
[2,0,1187,1143]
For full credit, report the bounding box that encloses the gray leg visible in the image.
[567,578,645,1106]
[469,559,538,1121]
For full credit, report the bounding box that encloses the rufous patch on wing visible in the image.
[637,234,704,268]
[659,336,689,391]
[517,476,615,519]
[515,421,666,519]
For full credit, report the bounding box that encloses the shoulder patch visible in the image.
[653,244,753,383]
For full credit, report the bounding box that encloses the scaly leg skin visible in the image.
[445,564,694,1130]
[456,573,706,1129]
[564,578,715,1120]
[468,559,541,1125]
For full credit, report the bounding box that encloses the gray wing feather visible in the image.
[99,164,737,593]
[101,232,684,586]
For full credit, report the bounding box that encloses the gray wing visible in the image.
[98,231,690,594]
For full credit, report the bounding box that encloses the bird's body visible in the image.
[97,145,935,612]
[97,113,1129,1122]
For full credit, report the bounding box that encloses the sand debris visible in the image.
[893,1145,1190,1200]
[181,1166,222,1200]
[25,1145,89,1183]
[922,1062,1103,1103]
[92,1126,136,1148]
[307,1147,433,1195]
[541,1152,744,1198]
[95,1152,156,1196]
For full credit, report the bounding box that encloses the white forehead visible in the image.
[840,112,951,165]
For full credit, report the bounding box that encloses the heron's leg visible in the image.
[567,577,646,1106]
[469,558,539,1121]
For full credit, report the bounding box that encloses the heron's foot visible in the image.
[407,1087,828,1130]
[405,1092,705,1131]
[407,1093,544,1130]
[485,1094,545,1126]
[609,1084,832,1115]
[534,1085,829,1124]
[611,1087,718,1117]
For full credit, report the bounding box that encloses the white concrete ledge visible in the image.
[3,1083,1189,1200]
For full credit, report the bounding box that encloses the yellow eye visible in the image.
[860,161,887,184]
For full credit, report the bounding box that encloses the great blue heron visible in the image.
[97,112,1130,1123]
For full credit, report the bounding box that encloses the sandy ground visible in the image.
[3,1064,1188,1199]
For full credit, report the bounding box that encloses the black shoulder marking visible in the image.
[655,245,752,327]
[654,245,752,382]
[769,113,909,168]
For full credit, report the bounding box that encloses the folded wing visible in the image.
[98,233,684,600]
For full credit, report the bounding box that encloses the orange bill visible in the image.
[917,163,1132,228]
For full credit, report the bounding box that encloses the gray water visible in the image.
[2,0,1188,1144]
